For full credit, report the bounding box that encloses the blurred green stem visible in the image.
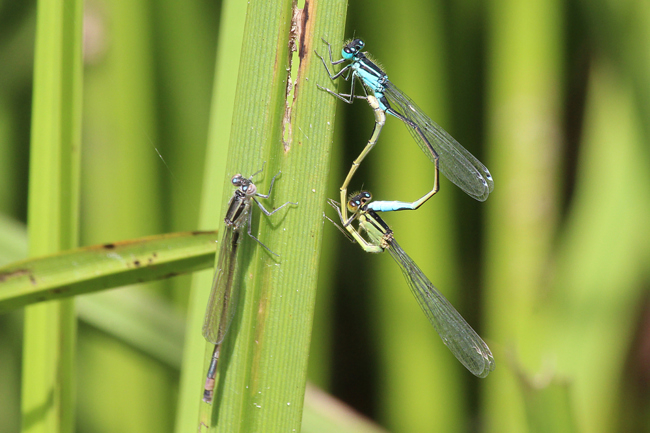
[21,0,83,432]
[484,0,564,430]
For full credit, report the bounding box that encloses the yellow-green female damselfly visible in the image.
[202,170,295,404]
[317,39,494,221]
[329,191,495,378]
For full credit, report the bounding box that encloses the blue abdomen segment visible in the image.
[366,200,415,212]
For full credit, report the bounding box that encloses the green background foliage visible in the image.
[1,0,650,431]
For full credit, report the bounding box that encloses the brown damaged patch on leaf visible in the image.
[297,0,314,64]
[282,0,314,152]
[90,231,216,251]
[0,268,33,283]
[49,287,66,295]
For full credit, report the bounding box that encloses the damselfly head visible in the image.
[347,191,372,213]
[231,174,256,195]
[342,39,365,60]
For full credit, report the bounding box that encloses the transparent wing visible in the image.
[384,81,494,202]
[387,238,495,377]
[202,227,243,345]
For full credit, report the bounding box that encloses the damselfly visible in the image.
[317,39,494,221]
[202,170,295,404]
[328,191,495,378]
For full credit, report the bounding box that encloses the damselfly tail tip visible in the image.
[203,378,215,404]
[202,391,214,405]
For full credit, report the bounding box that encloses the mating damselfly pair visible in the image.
[315,37,494,374]
[198,37,495,421]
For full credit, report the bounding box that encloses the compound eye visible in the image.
[342,45,354,60]
[232,174,243,186]
[347,199,360,212]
